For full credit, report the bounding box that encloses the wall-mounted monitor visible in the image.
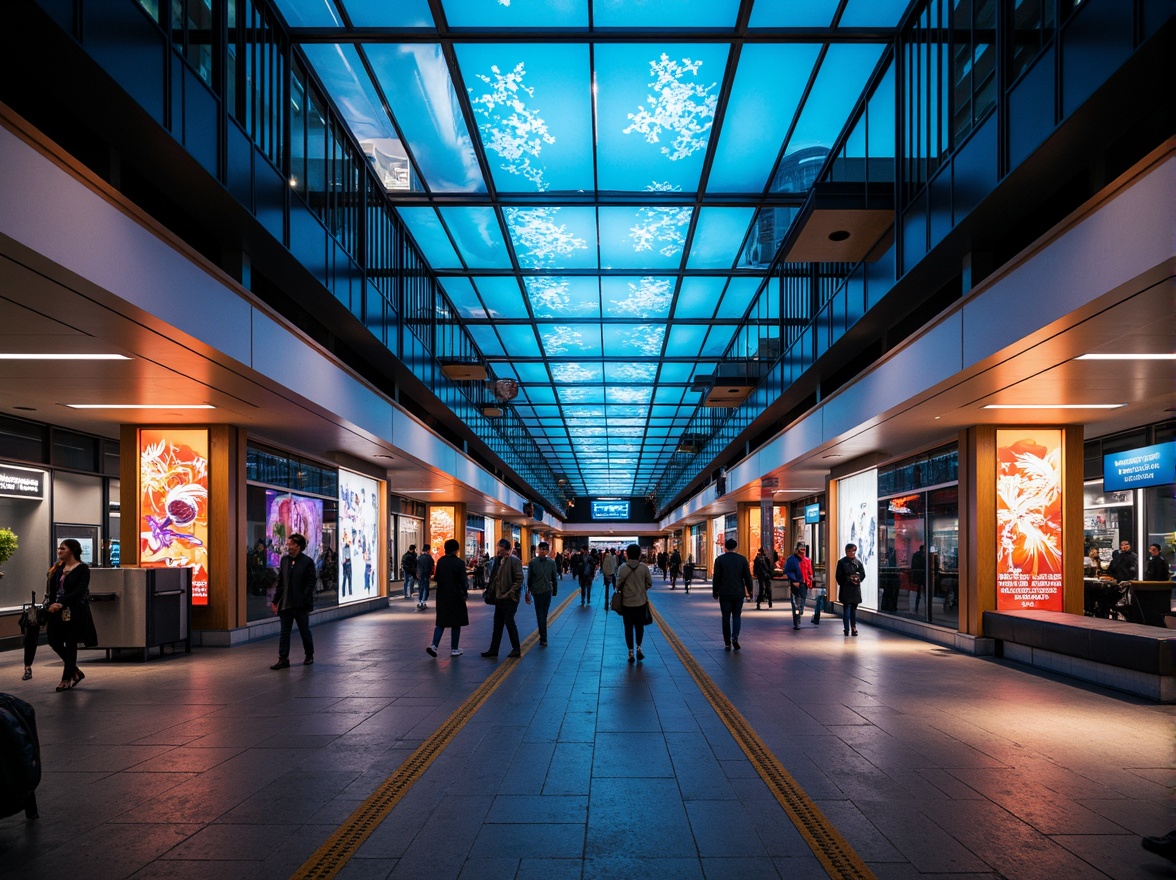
[804,503,821,523]
[591,500,630,520]
[1103,441,1175,492]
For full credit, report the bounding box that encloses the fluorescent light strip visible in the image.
[0,353,131,360]
[1076,353,1175,360]
[66,404,215,409]
[982,404,1124,409]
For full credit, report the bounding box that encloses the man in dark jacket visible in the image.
[753,547,773,609]
[712,538,754,650]
[1108,540,1138,582]
[416,544,435,610]
[835,543,866,637]
[427,539,469,657]
[401,544,419,600]
[525,541,559,646]
[271,533,316,668]
[483,538,524,658]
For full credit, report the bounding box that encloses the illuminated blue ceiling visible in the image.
[277,0,904,498]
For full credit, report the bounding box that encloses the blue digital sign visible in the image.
[804,503,821,524]
[591,500,631,520]
[1103,442,1176,492]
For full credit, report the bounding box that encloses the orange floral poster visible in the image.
[429,506,456,561]
[996,431,1063,611]
[139,429,210,605]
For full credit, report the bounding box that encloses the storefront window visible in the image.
[876,486,959,627]
[1083,481,1134,570]
[466,514,485,562]
[396,515,423,578]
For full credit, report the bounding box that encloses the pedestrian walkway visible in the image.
[1,578,1172,879]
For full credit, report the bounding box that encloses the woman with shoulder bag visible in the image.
[45,539,99,691]
[616,544,653,663]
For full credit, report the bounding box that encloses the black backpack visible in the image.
[0,693,41,819]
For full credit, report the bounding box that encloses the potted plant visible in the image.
[0,527,17,578]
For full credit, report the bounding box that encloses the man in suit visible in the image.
[271,533,316,669]
[712,537,754,651]
[483,538,524,658]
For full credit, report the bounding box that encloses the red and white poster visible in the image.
[996,431,1063,611]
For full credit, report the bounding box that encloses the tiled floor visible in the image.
[1,574,1173,879]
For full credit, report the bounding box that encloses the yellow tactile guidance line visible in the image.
[291,590,579,880]
[649,603,877,880]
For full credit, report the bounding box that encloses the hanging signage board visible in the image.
[0,464,45,500]
[1103,441,1175,492]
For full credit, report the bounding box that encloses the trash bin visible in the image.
[87,567,191,660]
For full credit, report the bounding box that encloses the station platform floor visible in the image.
[1,572,1173,880]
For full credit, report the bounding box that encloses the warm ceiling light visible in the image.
[1076,353,1175,360]
[0,353,130,360]
[982,404,1125,409]
[65,403,215,409]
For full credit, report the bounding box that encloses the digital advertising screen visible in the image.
[338,470,380,604]
[264,490,324,571]
[1103,441,1175,492]
[996,431,1063,611]
[837,469,878,608]
[139,429,210,605]
[591,500,631,520]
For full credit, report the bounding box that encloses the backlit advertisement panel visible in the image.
[338,470,379,604]
[139,429,209,605]
[996,431,1063,611]
[265,490,324,569]
[429,505,456,560]
[837,469,878,608]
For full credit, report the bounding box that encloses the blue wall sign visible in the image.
[1103,441,1175,492]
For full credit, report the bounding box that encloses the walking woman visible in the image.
[45,539,98,691]
[616,544,653,663]
[427,539,469,657]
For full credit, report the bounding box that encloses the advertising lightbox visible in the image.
[591,500,630,520]
[338,470,379,604]
[1103,441,1175,492]
[996,431,1063,611]
[837,470,878,608]
[139,429,210,605]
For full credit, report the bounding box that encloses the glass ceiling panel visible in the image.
[538,324,603,357]
[686,208,756,269]
[438,207,511,270]
[396,208,461,268]
[505,207,597,269]
[839,0,912,27]
[442,0,587,27]
[598,206,692,270]
[496,324,542,358]
[472,277,529,318]
[439,277,487,319]
[716,276,762,319]
[595,43,730,193]
[455,43,594,194]
[467,325,505,357]
[674,276,725,319]
[301,44,396,142]
[700,325,736,356]
[551,362,603,383]
[336,0,433,27]
[604,324,666,358]
[605,362,659,382]
[666,324,707,358]
[600,277,675,319]
[747,0,839,27]
[524,385,557,404]
[594,0,740,28]
[707,44,822,193]
[779,43,886,187]
[525,277,601,318]
[271,0,342,27]
[657,363,695,383]
[363,43,486,193]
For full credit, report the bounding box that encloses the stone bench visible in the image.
[982,610,1176,702]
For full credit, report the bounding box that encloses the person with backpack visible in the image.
[578,551,597,605]
[753,547,774,610]
[416,544,435,610]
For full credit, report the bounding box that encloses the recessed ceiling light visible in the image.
[13,406,36,411]
[374,454,395,460]
[982,404,1125,409]
[0,353,131,360]
[1076,353,1175,360]
[65,403,214,409]
[398,489,446,494]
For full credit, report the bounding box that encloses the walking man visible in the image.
[753,547,773,609]
[712,537,754,650]
[600,547,619,609]
[836,543,866,637]
[483,538,523,658]
[401,544,418,600]
[416,544,434,609]
[427,539,469,657]
[526,541,558,647]
[270,533,315,669]
[783,542,813,631]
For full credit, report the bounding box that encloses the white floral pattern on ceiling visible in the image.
[505,207,588,265]
[610,277,673,317]
[470,62,554,191]
[623,55,718,161]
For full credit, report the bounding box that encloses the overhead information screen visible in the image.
[591,500,631,520]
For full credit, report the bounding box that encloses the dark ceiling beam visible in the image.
[287,27,898,44]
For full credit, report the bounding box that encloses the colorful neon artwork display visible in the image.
[139,429,210,605]
[996,431,1064,611]
[264,490,323,568]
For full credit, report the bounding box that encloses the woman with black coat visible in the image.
[427,539,470,657]
[45,538,98,691]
